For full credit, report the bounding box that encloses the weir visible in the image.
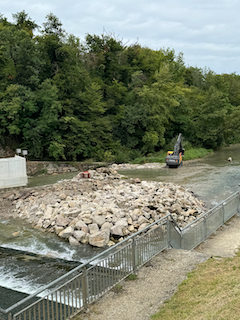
[0,247,81,311]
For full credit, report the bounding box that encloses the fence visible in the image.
[2,191,239,320]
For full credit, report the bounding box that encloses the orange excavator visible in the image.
[165,133,185,168]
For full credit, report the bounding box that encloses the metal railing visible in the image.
[2,191,239,320]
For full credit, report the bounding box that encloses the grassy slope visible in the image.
[152,252,240,320]
[132,148,213,164]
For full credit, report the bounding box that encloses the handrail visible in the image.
[3,213,172,313]
[3,190,240,317]
[181,191,239,232]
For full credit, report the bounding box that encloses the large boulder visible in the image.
[43,206,53,220]
[88,223,99,235]
[138,223,150,232]
[56,217,71,227]
[101,222,113,232]
[69,236,80,246]
[58,226,74,239]
[73,230,87,242]
[110,225,123,237]
[92,215,105,227]
[138,215,148,225]
[89,231,109,247]
[75,220,89,233]
[115,219,128,228]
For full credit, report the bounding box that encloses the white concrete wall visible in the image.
[0,156,28,189]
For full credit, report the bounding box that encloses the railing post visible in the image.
[204,217,207,241]
[222,203,225,224]
[8,313,12,320]
[238,192,240,215]
[132,238,137,275]
[167,216,170,248]
[180,229,182,249]
[82,267,88,311]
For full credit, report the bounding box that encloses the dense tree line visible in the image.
[1,11,240,161]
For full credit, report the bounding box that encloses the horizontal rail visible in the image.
[181,191,239,232]
[5,190,240,320]
[4,213,171,314]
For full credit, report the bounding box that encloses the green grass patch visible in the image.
[131,148,212,165]
[112,283,123,294]
[183,148,213,161]
[126,273,138,281]
[152,253,240,320]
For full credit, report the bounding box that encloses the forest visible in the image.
[1,11,240,162]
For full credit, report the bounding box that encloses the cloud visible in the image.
[1,0,240,73]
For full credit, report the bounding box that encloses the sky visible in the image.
[1,0,240,75]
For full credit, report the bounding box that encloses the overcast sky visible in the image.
[1,0,240,74]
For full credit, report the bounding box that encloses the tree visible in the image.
[12,11,38,36]
[0,20,41,89]
[193,86,230,149]
[118,65,186,153]
[22,79,62,159]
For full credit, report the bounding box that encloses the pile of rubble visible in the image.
[1,167,206,248]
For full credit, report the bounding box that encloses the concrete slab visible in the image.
[0,156,28,189]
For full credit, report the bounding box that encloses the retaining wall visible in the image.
[0,156,28,189]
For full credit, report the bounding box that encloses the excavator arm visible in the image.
[165,134,185,167]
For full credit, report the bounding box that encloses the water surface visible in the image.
[119,144,240,207]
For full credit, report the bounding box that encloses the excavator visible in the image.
[165,133,185,168]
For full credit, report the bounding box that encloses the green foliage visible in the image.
[0,11,240,161]
[183,148,213,161]
[102,150,114,162]
[131,147,212,164]
[112,283,123,294]
[126,274,138,281]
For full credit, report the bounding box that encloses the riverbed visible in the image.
[119,144,240,207]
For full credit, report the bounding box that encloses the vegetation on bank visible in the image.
[1,11,240,162]
[131,147,213,164]
[152,251,240,320]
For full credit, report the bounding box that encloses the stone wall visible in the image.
[26,161,108,176]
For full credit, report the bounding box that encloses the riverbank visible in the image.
[26,161,108,176]
[0,167,206,248]
[0,145,213,177]
[130,147,213,165]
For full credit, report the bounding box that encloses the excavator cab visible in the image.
[165,134,185,168]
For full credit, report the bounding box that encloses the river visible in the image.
[119,144,240,208]
[0,144,239,312]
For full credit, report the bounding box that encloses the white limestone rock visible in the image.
[88,223,99,235]
[69,236,80,246]
[89,231,109,247]
[92,215,105,227]
[58,226,74,239]
[110,225,123,237]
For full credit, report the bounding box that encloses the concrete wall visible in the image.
[0,156,28,189]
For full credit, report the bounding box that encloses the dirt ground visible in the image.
[76,214,240,320]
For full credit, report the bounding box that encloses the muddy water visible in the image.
[119,144,240,207]
[27,171,77,188]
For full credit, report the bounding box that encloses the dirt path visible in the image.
[77,214,240,320]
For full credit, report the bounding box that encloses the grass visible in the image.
[131,148,213,165]
[151,253,240,320]
[183,148,213,161]
[126,273,138,281]
[112,283,123,294]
